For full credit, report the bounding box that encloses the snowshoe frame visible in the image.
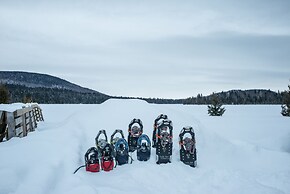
[179,126,197,167]
[156,119,173,164]
[152,114,168,148]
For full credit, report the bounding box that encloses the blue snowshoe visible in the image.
[137,134,151,161]
[114,138,132,165]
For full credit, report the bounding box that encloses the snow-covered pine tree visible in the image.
[281,84,290,117]
[208,93,225,116]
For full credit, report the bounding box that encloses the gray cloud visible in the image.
[0,0,290,98]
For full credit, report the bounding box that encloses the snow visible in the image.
[0,103,36,112]
[0,99,290,194]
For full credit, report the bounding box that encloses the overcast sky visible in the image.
[1,0,290,98]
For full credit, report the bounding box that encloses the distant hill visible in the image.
[183,89,283,105]
[0,71,110,104]
[0,71,284,104]
[0,71,95,93]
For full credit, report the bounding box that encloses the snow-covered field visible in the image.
[0,99,290,194]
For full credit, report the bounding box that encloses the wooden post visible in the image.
[0,111,7,142]
[22,113,27,137]
[28,111,34,132]
[32,108,38,128]
[6,112,16,140]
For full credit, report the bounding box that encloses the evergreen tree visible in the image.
[208,93,225,116]
[281,83,290,117]
[0,84,9,104]
[23,93,33,103]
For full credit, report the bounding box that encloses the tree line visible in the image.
[0,84,287,105]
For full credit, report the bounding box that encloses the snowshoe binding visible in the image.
[179,126,197,167]
[95,129,108,152]
[137,134,151,161]
[128,119,143,152]
[110,129,125,147]
[152,114,168,148]
[156,119,173,164]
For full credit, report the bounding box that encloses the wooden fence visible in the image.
[0,104,44,142]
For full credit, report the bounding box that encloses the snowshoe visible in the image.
[156,119,173,164]
[95,129,108,153]
[85,147,100,172]
[179,126,197,167]
[114,138,131,165]
[100,143,115,171]
[128,118,143,152]
[137,134,151,161]
[110,129,125,147]
[73,147,100,174]
[152,114,168,148]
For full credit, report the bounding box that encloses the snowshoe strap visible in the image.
[73,165,85,174]
[129,155,134,164]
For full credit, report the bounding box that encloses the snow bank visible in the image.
[0,103,289,194]
[0,103,38,112]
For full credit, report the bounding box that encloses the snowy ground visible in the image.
[0,99,290,194]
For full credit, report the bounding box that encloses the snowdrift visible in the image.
[0,100,289,194]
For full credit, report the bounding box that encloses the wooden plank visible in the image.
[14,106,33,117]
[15,117,22,127]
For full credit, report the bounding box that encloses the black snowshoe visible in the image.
[137,134,151,161]
[95,130,115,171]
[152,114,168,148]
[156,119,173,164]
[128,119,143,152]
[179,126,197,167]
